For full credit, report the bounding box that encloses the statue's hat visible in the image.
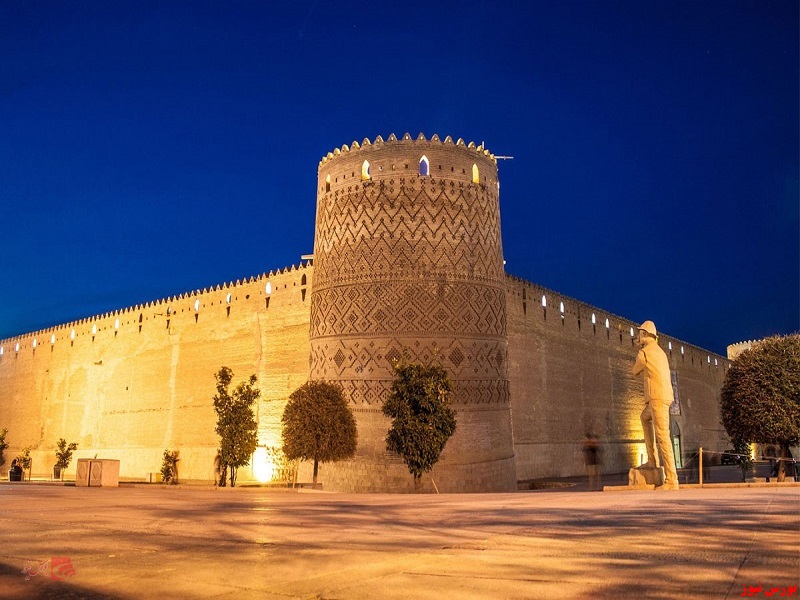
[638,320,658,337]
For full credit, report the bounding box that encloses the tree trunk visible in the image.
[778,443,789,482]
[312,459,318,489]
[230,465,237,487]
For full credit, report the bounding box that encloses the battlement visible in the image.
[0,261,312,349]
[318,132,497,168]
[726,340,756,359]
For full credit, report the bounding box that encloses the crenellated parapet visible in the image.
[0,261,313,356]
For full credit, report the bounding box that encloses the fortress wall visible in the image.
[506,275,730,481]
[0,265,312,481]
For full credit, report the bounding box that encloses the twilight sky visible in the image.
[1,1,797,356]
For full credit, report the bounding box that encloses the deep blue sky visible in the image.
[1,1,797,355]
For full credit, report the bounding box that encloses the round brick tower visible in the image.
[309,132,516,492]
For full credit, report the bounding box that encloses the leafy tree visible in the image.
[160,449,179,484]
[213,367,259,487]
[382,360,457,489]
[19,446,33,478]
[0,428,8,468]
[282,381,357,488]
[721,335,800,482]
[731,438,754,482]
[54,438,78,478]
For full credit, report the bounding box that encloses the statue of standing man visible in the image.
[632,320,679,490]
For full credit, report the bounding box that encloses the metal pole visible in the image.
[699,447,703,488]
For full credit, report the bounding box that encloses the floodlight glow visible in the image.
[252,447,276,483]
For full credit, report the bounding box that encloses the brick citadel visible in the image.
[0,134,730,491]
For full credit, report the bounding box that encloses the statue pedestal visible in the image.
[629,466,665,489]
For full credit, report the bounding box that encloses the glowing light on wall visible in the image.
[71,329,76,340]
[226,293,232,304]
[361,160,370,180]
[605,318,610,328]
[541,295,546,307]
[50,334,56,344]
[630,327,635,337]
[114,318,120,330]
[265,282,272,295]
[252,447,276,483]
[559,301,564,313]
[591,313,596,324]
[32,338,37,348]
[15,343,20,352]
[1,346,4,355]
[91,324,97,335]
[194,299,200,311]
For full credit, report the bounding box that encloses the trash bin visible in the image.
[8,469,22,482]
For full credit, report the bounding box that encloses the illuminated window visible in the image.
[361,160,371,180]
[226,293,232,304]
[707,355,711,364]
[325,174,331,192]
[91,324,97,335]
[114,318,120,330]
[32,338,37,348]
[630,327,635,337]
[51,334,56,344]
[70,329,76,340]
[472,163,479,184]
[419,155,430,176]
[265,282,272,295]
[605,318,610,328]
[194,299,200,311]
[559,302,564,314]
[15,343,20,352]
[541,295,547,308]
[680,346,684,355]
[714,358,718,367]
[591,313,596,324]
[0,346,3,355]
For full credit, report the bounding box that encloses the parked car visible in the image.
[720,450,743,465]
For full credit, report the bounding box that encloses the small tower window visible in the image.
[419,155,430,176]
[91,324,97,335]
[226,293,232,304]
[15,343,20,352]
[472,163,479,184]
[605,318,610,328]
[325,174,331,193]
[32,338,37,349]
[361,160,371,180]
[541,295,547,308]
[265,282,272,295]
[71,329,76,340]
[51,334,56,344]
[194,299,200,312]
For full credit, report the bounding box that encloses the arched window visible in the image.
[361,160,371,180]
[419,155,430,176]
[472,163,479,183]
[325,174,331,192]
[541,295,547,308]
[301,274,307,286]
[591,313,596,324]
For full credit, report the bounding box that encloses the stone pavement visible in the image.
[0,483,797,599]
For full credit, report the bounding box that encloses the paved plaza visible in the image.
[0,482,798,599]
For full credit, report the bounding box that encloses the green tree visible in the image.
[160,449,179,484]
[282,381,357,488]
[382,360,457,490]
[0,428,8,468]
[19,446,33,479]
[213,367,259,487]
[54,438,78,479]
[721,335,800,482]
[730,438,754,482]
